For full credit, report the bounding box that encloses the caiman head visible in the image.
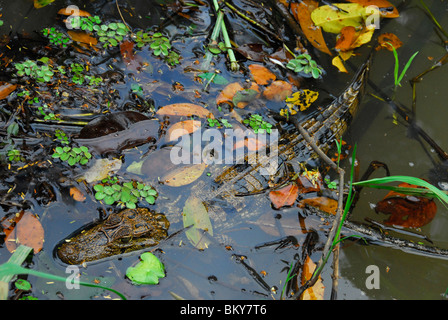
[56,208,170,265]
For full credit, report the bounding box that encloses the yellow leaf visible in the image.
[311,3,378,34]
[332,56,348,73]
[300,256,325,300]
[162,163,206,187]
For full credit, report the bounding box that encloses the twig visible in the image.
[289,117,346,300]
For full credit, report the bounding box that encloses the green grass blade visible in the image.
[353,175,448,206]
[397,51,419,86]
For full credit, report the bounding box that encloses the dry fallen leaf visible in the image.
[167,120,202,142]
[216,82,260,108]
[70,186,86,202]
[345,0,399,18]
[375,182,437,228]
[332,56,348,73]
[156,103,214,119]
[269,184,299,209]
[67,30,98,46]
[298,197,338,215]
[300,256,325,300]
[376,33,403,51]
[248,64,276,85]
[263,80,293,101]
[0,82,17,100]
[162,163,206,187]
[58,7,91,16]
[2,211,44,254]
[289,0,333,56]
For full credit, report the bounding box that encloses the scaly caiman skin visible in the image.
[57,208,169,264]
[57,58,370,264]
[190,57,372,228]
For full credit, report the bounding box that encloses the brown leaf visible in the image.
[289,0,333,56]
[69,186,86,202]
[167,120,202,142]
[263,80,293,101]
[2,211,44,254]
[58,7,91,16]
[156,103,214,119]
[375,182,437,228]
[298,197,338,215]
[0,82,17,100]
[120,40,143,71]
[216,82,260,108]
[300,256,325,300]
[67,30,98,46]
[345,0,399,18]
[375,33,403,51]
[269,184,299,209]
[248,64,276,85]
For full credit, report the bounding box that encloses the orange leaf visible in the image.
[216,82,260,108]
[300,256,325,300]
[167,120,202,141]
[70,187,86,202]
[156,103,214,119]
[263,80,293,101]
[0,82,17,100]
[298,197,338,215]
[335,26,357,51]
[269,184,299,209]
[67,30,98,46]
[290,0,332,56]
[58,7,91,16]
[248,64,276,85]
[3,211,44,253]
[375,33,403,51]
[120,41,144,71]
[345,0,399,18]
[375,182,437,228]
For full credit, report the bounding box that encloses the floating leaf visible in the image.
[156,103,214,119]
[162,163,206,187]
[288,0,333,56]
[298,197,338,215]
[332,56,348,73]
[263,80,293,101]
[300,256,325,300]
[2,211,44,254]
[67,30,98,46]
[335,25,375,52]
[58,7,91,16]
[375,182,437,228]
[216,82,260,108]
[0,82,17,100]
[167,120,202,142]
[69,186,86,202]
[78,158,122,183]
[126,252,165,285]
[248,64,276,85]
[376,33,403,51]
[34,0,55,8]
[182,195,213,249]
[311,3,377,34]
[198,72,229,85]
[269,184,299,209]
[345,0,399,18]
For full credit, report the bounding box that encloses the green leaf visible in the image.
[145,196,155,204]
[95,191,106,200]
[126,252,165,285]
[104,195,115,205]
[93,184,104,192]
[182,195,213,249]
[15,278,32,291]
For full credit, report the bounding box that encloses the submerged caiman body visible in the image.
[57,59,371,264]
